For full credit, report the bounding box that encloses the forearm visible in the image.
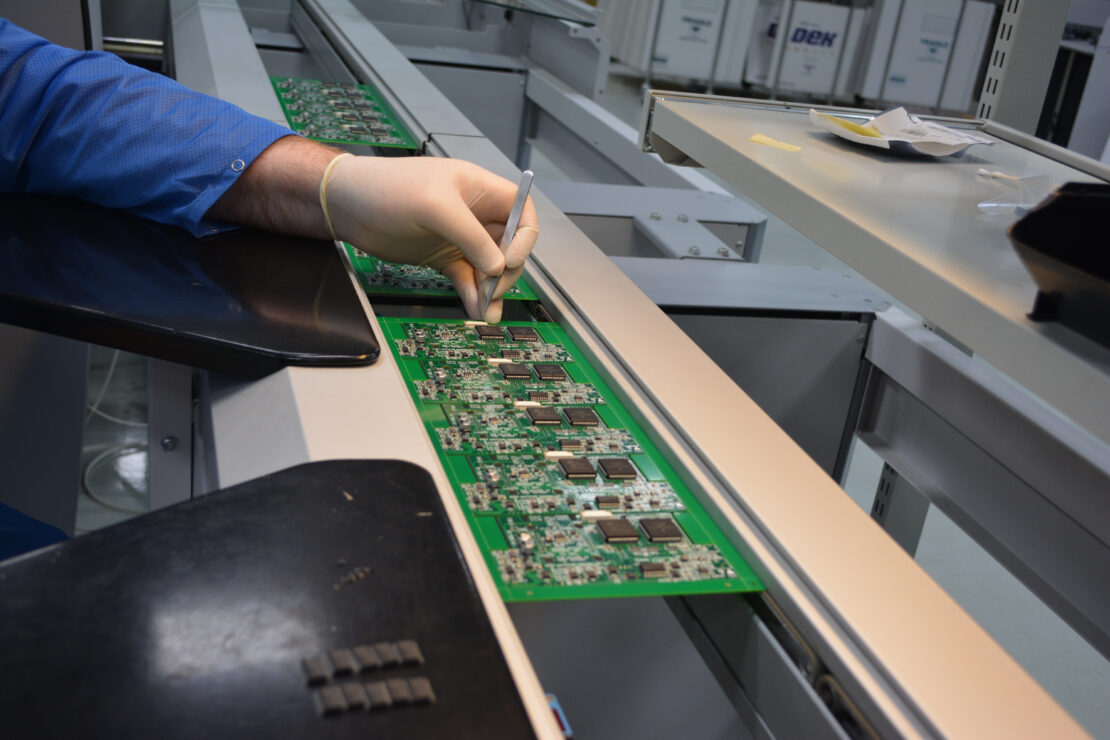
[206,135,340,238]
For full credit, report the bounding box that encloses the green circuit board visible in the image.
[379,317,762,602]
[271,76,418,149]
[344,244,537,300]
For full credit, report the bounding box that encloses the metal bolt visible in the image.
[716,247,730,257]
[734,240,745,249]
[688,246,701,256]
[677,214,689,223]
[160,435,178,452]
[649,212,662,220]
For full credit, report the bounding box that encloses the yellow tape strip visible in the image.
[748,134,802,152]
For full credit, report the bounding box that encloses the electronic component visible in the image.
[476,325,505,341]
[533,363,567,381]
[640,517,684,543]
[500,363,532,380]
[595,495,621,509]
[558,457,596,479]
[597,518,640,543]
[598,458,637,480]
[527,407,562,426]
[639,562,667,578]
[507,326,539,342]
[564,407,600,427]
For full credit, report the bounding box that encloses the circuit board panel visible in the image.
[380,317,762,601]
[271,76,418,149]
[345,244,537,300]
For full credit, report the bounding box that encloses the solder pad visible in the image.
[380,317,763,602]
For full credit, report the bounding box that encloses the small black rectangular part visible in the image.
[365,681,393,711]
[597,518,639,543]
[595,495,620,509]
[475,325,505,340]
[532,363,567,381]
[640,517,684,543]
[499,363,532,380]
[374,641,403,667]
[598,458,637,480]
[341,681,370,711]
[387,677,414,705]
[527,407,562,426]
[639,562,667,578]
[317,685,348,716]
[507,326,539,342]
[529,391,551,402]
[329,648,358,677]
[302,655,330,686]
[558,439,582,451]
[353,644,382,672]
[501,349,523,359]
[409,676,437,704]
[564,407,599,427]
[558,457,595,480]
[398,639,424,665]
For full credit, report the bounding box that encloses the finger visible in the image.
[490,264,525,302]
[482,297,503,325]
[502,197,538,270]
[441,259,482,319]
[422,195,506,277]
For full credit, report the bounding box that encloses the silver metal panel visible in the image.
[0,326,86,536]
[861,310,1110,659]
[415,63,527,161]
[527,17,608,100]
[430,132,1086,738]
[147,360,194,511]
[674,595,852,740]
[509,598,748,739]
[610,257,886,313]
[302,0,483,138]
[640,93,1110,452]
[169,0,288,124]
[526,69,732,191]
[540,181,765,262]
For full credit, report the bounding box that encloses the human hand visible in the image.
[320,154,539,323]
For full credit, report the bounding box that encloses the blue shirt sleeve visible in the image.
[0,19,294,236]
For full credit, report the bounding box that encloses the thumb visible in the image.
[422,196,506,277]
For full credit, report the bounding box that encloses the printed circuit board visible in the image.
[380,317,762,601]
[271,76,418,149]
[344,245,536,301]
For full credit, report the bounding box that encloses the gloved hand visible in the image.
[320,153,539,323]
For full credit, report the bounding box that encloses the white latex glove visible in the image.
[320,153,539,323]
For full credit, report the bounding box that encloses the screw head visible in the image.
[649,212,662,220]
[734,240,745,249]
[160,435,178,452]
[717,247,730,256]
[677,214,689,223]
[688,246,701,256]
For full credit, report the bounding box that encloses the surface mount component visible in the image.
[597,518,640,543]
[558,457,596,479]
[598,458,637,480]
[640,517,684,543]
[564,407,600,427]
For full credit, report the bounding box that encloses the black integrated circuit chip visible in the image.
[598,458,637,480]
[500,363,532,380]
[475,325,505,340]
[558,439,583,451]
[533,364,567,382]
[501,349,523,360]
[558,457,596,479]
[597,517,639,543]
[529,391,551,402]
[527,407,562,425]
[564,407,600,427]
[639,562,667,578]
[595,495,620,509]
[507,326,539,342]
[640,517,684,543]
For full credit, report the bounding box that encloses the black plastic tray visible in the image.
[1009,182,1110,348]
